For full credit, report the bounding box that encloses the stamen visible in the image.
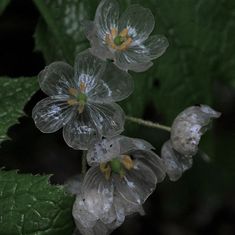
[67,99,79,106]
[68,88,79,97]
[78,102,85,114]
[118,38,132,51]
[119,28,128,37]
[100,163,111,180]
[121,155,134,170]
[111,28,118,38]
[79,82,86,93]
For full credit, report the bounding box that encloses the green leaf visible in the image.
[0,77,39,142]
[0,170,75,235]
[0,0,10,15]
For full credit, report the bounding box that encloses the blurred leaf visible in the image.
[0,170,75,235]
[0,77,38,142]
[0,0,10,15]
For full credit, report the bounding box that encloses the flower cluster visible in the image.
[32,0,220,234]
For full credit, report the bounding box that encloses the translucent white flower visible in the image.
[32,51,133,150]
[84,0,169,72]
[66,174,144,235]
[161,105,221,181]
[80,136,165,220]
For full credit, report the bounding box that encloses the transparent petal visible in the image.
[38,61,74,96]
[88,102,125,137]
[87,137,121,166]
[83,21,114,60]
[94,0,119,42]
[161,140,193,181]
[133,150,166,183]
[171,105,221,156]
[119,4,155,44]
[32,95,75,133]
[115,159,157,205]
[63,107,101,150]
[74,50,106,93]
[88,63,134,102]
[118,136,154,154]
[73,196,98,229]
[143,34,169,59]
[114,51,153,72]
[82,166,114,218]
[87,136,154,166]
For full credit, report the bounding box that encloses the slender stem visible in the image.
[126,116,171,132]
[82,150,87,175]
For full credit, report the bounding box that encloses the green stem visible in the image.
[126,116,171,132]
[82,150,87,175]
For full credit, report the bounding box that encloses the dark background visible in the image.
[0,0,235,235]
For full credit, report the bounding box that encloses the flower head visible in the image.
[84,0,169,72]
[32,51,133,150]
[161,105,221,181]
[70,136,165,234]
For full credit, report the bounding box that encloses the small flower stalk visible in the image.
[84,0,169,72]
[31,0,221,234]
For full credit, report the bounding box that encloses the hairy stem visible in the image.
[126,116,171,132]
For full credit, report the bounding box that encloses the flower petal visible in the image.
[119,4,155,44]
[38,62,74,96]
[161,140,193,181]
[88,63,134,102]
[94,0,119,42]
[32,95,75,133]
[143,34,169,59]
[114,50,153,72]
[171,105,221,156]
[83,20,114,60]
[72,196,98,229]
[88,102,125,137]
[133,150,166,183]
[115,159,157,205]
[82,166,114,218]
[63,107,101,150]
[74,50,106,93]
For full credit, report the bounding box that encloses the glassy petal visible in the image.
[88,63,134,102]
[88,102,125,137]
[161,140,193,181]
[115,160,157,205]
[144,34,169,59]
[73,196,98,229]
[74,50,106,93]
[133,150,166,183]
[95,0,119,42]
[38,62,74,96]
[119,5,154,44]
[32,95,75,133]
[64,174,83,195]
[82,166,114,218]
[83,21,114,60]
[171,105,221,156]
[114,51,153,72]
[63,107,101,150]
[118,136,154,154]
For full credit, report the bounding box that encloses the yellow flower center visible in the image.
[106,28,132,51]
[67,82,87,114]
[100,155,134,180]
